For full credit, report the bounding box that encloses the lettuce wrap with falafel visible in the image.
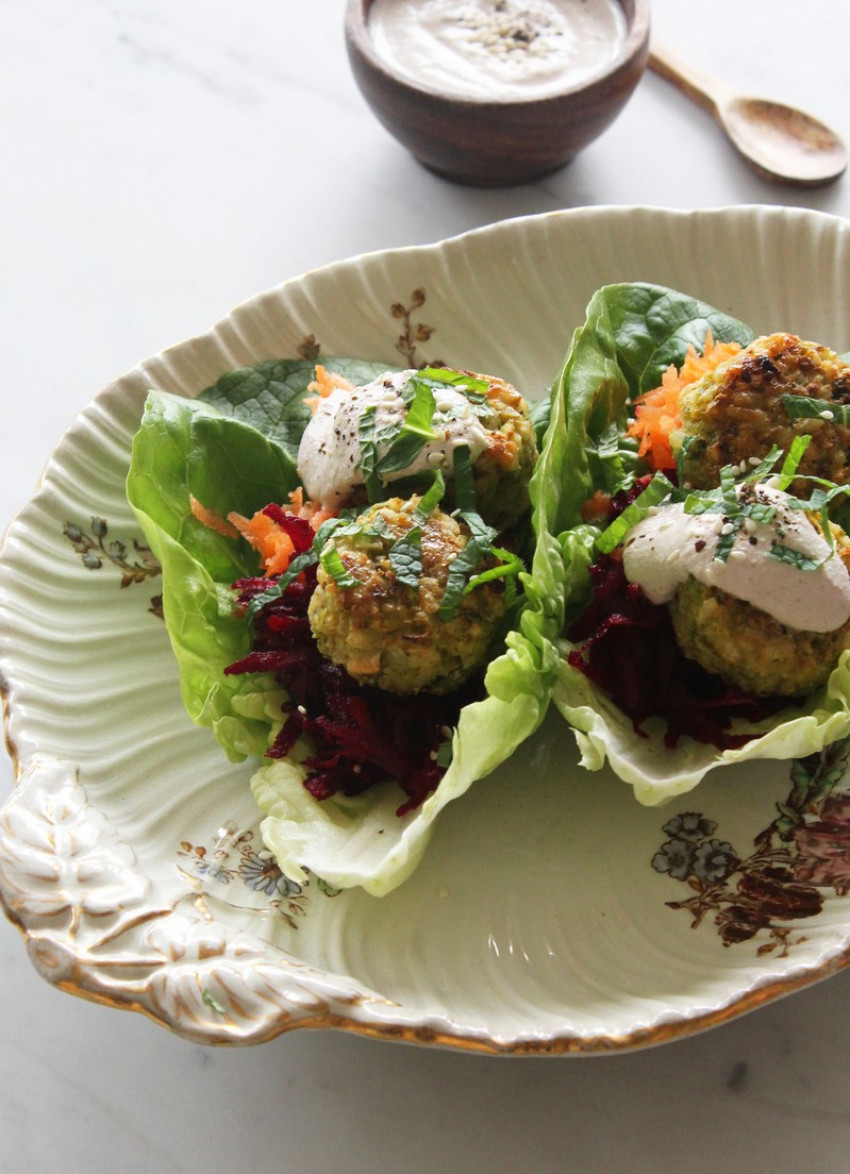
[126,358,560,895]
[534,282,850,805]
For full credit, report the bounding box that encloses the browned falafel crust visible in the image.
[679,333,850,490]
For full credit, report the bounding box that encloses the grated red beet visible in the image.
[225,564,476,815]
[260,505,315,552]
[567,550,781,750]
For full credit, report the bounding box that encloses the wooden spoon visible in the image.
[649,42,847,187]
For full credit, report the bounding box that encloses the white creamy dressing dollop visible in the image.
[621,483,850,633]
[297,370,492,509]
[367,0,627,102]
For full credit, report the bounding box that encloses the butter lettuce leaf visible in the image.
[534,282,850,803]
[127,389,297,758]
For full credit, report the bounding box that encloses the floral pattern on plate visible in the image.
[653,739,850,955]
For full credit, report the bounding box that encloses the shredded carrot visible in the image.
[192,486,338,578]
[287,485,335,529]
[581,489,614,525]
[626,331,742,472]
[189,494,240,540]
[304,364,355,414]
[227,509,296,576]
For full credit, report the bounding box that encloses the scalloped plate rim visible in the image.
[3,204,850,1054]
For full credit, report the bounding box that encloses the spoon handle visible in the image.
[648,42,735,116]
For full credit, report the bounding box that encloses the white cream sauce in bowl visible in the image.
[367,0,628,102]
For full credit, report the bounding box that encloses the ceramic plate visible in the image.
[4,205,850,1054]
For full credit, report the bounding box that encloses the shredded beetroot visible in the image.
[568,481,781,750]
[260,505,315,551]
[225,564,475,815]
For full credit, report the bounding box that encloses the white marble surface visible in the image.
[3,1,850,1170]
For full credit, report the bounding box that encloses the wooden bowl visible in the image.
[344,0,651,187]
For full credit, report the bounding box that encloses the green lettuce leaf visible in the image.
[127,389,297,758]
[127,358,554,895]
[199,357,387,459]
[533,282,850,803]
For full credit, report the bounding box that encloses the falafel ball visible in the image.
[468,372,538,533]
[308,497,507,695]
[678,333,850,490]
[670,576,850,698]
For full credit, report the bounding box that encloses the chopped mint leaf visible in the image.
[743,444,784,483]
[776,434,813,488]
[245,550,315,617]
[416,367,490,399]
[465,545,524,592]
[438,510,498,620]
[439,544,486,620]
[595,473,675,554]
[452,445,476,514]
[246,512,364,614]
[389,527,422,589]
[768,544,828,572]
[415,470,446,520]
[401,377,441,439]
[320,545,358,588]
[782,394,850,427]
[373,378,440,477]
[357,406,383,502]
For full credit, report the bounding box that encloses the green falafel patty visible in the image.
[670,576,850,698]
[308,497,507,695]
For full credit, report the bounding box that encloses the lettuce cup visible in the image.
[127,359,556,894]
[534,282,850,805]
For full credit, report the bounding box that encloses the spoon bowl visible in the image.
[722,96,848,186]
[649,44,847,187]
